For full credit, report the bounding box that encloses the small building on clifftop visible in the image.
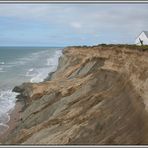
[135,31,148,45]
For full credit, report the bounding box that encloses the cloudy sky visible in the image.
[0,4,148,46]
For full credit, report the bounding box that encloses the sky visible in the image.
[0,4,148,46]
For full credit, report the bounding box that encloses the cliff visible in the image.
[3,45,148,144]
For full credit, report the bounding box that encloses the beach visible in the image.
[0,101,23,142]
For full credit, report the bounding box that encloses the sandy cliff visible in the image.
[3,45,148,144]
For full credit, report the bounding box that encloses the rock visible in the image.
[13,86,23,93]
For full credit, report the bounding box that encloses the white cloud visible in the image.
[70,22,82,29]
[0,4,148,44]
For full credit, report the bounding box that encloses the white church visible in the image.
[135,31,148,45]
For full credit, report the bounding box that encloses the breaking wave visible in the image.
[0,48,62,135]
[26,49,62,83]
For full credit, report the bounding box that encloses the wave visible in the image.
[0,90,18,128]
[0,61,5,65]
[28,49,62,83]
[0,63,5,72]
[30,72,43,83]
[26,68,36,77]
[0,90,17,114]
[46,50,62,66]
[1,50,50,71]
[0,48,62,133]
[0,67,4,72]
[30,67,50,83]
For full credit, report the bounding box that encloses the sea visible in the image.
[0,47,62,134]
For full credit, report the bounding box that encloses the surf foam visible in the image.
[30,49,62,83]
[0,90,18,134]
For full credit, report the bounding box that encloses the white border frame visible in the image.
[0,0,148,147]
[0,1,148,3]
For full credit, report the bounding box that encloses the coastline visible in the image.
[0,48,63,143]
[0,49,63,144]
[1,45,148,144]
[0,101,23,142]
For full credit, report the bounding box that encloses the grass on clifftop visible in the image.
[69,44,148,52]
[99,44,148,51]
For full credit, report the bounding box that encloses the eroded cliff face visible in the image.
[3,45,148,144]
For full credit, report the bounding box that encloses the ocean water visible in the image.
[0,47,62,134]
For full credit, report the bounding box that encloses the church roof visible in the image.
[143,31,148,38]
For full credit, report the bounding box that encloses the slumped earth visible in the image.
[2,45,148,144]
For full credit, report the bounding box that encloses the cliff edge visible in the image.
[3,45,148,144]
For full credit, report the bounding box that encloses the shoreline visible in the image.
[0,101,23,143]
[1,45,148,144]
[0,48,63,144]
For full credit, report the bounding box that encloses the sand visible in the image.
[0,102,22,143]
